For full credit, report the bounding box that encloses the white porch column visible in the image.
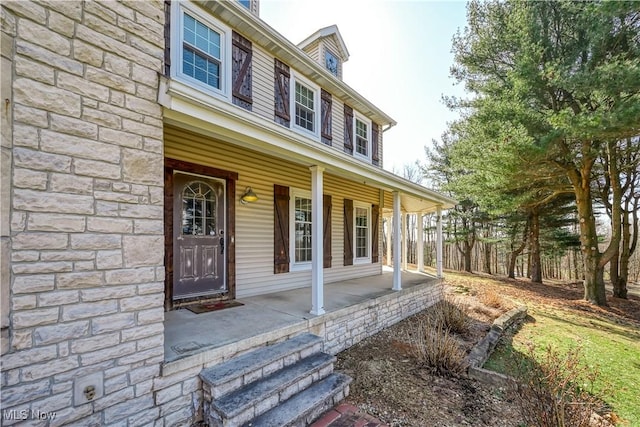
[402,213,408,271]
[417,213,424,272]
[385,216,392,266]
[392,191,402,290]
[436,206,443,279]
[310,166,325,315]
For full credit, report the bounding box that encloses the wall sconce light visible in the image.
[240,187,258,204]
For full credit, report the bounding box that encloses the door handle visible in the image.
[220,237,224,254]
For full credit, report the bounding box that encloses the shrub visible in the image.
[427,298,471,335]
[510,343,605,427]
[479,289,507,309]
[407,319,468,376]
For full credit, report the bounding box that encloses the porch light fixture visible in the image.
[240,187,258,204]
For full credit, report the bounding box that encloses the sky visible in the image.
[260,0,470,175]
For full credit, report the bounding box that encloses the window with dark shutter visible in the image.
[274,185,290,274]
[274,59,290,127]
[343,198,354,265]
[371,204,380,263]
[372,123,380,166]
[232,31,252,111]
[321,90,332,146]
[344,105,353,154]
[323,194,332,268]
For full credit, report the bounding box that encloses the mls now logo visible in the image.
[3,409,57,421]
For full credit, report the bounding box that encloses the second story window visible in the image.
[182,13,222,90]
[355,117,370,159]
[295,82,315,132]
[172,2,232,99]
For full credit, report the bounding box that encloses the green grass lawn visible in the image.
[485,305,640,425]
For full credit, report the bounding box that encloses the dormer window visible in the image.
[238,0,251,9]
[325,50,339,77]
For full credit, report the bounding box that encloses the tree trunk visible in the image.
[529,209,542,283]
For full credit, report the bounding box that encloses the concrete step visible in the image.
[201,333,323,399]
[208,353,336,426]
[246,373,353,427]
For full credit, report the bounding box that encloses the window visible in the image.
[289,72,320,138]
[291,189,313,268]
[353,113,371,160]
[238,0,251,9]
[295,82,315,132]
[325,50,339,77]
[172,2,231,97]
[353,202,371,262]
[181,181,217,236]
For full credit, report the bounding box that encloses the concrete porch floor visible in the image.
[164,268,439,364]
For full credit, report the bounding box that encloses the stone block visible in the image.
[86,65,136,93]
[122,118,163,139]
[92,385,135,412]
[128,365,160,385]
[14,78,81,117]
[93,190,139,203]
[11,251,40,262]
[44,0,82,21]
[136,282,163,295]
[133,219,163,234]
[50,113,99,139]
[137,307,164,325]
[82,107,121,128]
[50,173,93,195]
[84,13,127,43]
[11,294,36,310]
[99,127,143,149]
[12,232,69,250]
[91,312,135,334]
[102,395,155,424]
[96,250,123,269]
[33,320,89,346]
[131,63,159,87]
[12,307,59,329]
[80,285,135,302]
[73,39,104,67]
[155,382,182,405]
[119,293,163,312]
[123,235,163,267]
[18,19,70,55]
[56,271,103,289]
[14,147,72,173]
[104,267,155,285]
[73,158,121,179]
[80,341,136,366]
[22,356,79,381]
[2,1,47,24]
[37,290,80,307]
[17,39,83,75]
[13,168,47,190]
[135,334,163,352]
[15,55,55,84]
[118,203,163,220]
[0,379,51,408]
[84,1,121,23]
[104,53,132,78]
[42,129,119,162]
[41,250,94,262]
[14,188,94,214]
[62,300,118,321]
[70,233,121,250]
[48,10,75,37]
[28,213,86,232]
[121,322,163,343]
[13,274,55,293]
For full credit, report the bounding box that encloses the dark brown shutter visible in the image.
[274,185,290,274]
[232,31,252,111]
[164,1,171,77]
[323,194,332,268]
[343,105,353,154]
[372,123,380,166]
[274,59,290,126]
[343,198,353,266]
[321,90,332,146]
[371,204,380,263]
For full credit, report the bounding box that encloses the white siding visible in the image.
[165,126,383,298]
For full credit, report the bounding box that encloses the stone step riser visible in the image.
[207,354,336,425]
[201,334,324,400]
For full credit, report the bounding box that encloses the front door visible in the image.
[173,173,226,299]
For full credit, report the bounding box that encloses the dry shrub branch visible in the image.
[511,344,606,427]
[406,297,470,375]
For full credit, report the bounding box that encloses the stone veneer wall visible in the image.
[0,1,172,425]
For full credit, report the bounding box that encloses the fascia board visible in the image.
[161,78,455,209]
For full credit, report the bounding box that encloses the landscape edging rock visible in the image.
[465,305,527,385]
